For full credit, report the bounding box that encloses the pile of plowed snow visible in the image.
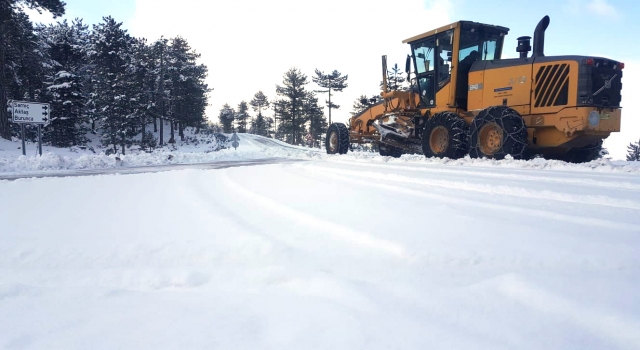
[1,133,639,174]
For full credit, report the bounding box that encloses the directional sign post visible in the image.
[230,132,240,150]
[9,100,51,156]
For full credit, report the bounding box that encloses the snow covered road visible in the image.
[0,158,303,181]
[1,149,640,349]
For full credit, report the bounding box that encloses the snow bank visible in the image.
[332,152,640,173]
[1,133,640,174]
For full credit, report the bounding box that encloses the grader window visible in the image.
[436,30,453,88]
[413,39,435,74]
[458,28,503,63]
[412,38,437,106]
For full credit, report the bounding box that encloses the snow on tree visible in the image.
[38,19,90,147]
[164,36,209,141]
[0,0,66,140]
[89,16,136,155]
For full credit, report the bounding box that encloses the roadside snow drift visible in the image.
[2,133,640,176]
[0,133,322,174]
[1,157,639,349]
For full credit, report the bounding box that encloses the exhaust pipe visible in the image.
[532,15,550,58]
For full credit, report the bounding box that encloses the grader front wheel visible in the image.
[422,112,469,159]
[325,123,349,154]
[478,123,503,156]
[429,126,449,154]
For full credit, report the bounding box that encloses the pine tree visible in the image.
[276,68,310,144]
[250,90,269,116]
[163,36,209,141]
[305,92,327,147]
[235,101,249,133]
[251,113,267,136]
[218,103,235,133]
[127,37,158,148]
[38,19,90,147]
[0,0,66,139]
[388,63,406,91]
[351,94,381,116]
[627,139,640,161]
[264,116,274,138]
[312,69,348,125]
[379,63,407,92]
[2,11,49,141]
[249,91,269,136]
[151,37,170,145]
[90,16,136,155]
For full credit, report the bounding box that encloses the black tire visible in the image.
[378,143,403,158]
[469,106,528,160]
[560,140,603,163]
[422,112,469,159]
[325,123,349,154]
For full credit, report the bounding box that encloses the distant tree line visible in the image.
[218,68,348,148]
[0,1,210,154]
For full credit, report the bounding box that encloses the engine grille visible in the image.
[578,59,622,107]
[534,64,570,108]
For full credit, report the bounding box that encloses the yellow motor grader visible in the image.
[325,16,623,162]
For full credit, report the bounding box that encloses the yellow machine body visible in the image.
[343,17,623,160]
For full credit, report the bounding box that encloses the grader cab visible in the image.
[325,16,623,162]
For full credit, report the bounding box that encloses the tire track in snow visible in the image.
[218,169,408,259]
[292,163,640,231]
[495,274,640,350]
[305,164,640,211]
[326,159,640,191]
[179,170,299,260]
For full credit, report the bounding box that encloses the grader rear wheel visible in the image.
[469,106,527,160]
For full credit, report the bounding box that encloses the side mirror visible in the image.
[405,55,411,74]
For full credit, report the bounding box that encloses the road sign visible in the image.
[230,132,239,149]
[10,100,51,125]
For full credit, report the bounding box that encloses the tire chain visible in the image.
[469,106,528,160]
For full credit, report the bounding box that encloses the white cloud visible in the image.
[586,0,619,18]
[603,60,639,160]
[22,6,56,25]
[130,0,454,124]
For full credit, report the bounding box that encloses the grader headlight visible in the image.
[588,110,600,127]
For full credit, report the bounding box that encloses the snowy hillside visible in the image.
[1,134,640,349]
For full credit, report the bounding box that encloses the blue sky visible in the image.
[32,0,638,158]
[56,0,638,61]
[53,0,134,27]
[454,0,638,61]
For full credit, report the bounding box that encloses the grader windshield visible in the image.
[409,21,508,108]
